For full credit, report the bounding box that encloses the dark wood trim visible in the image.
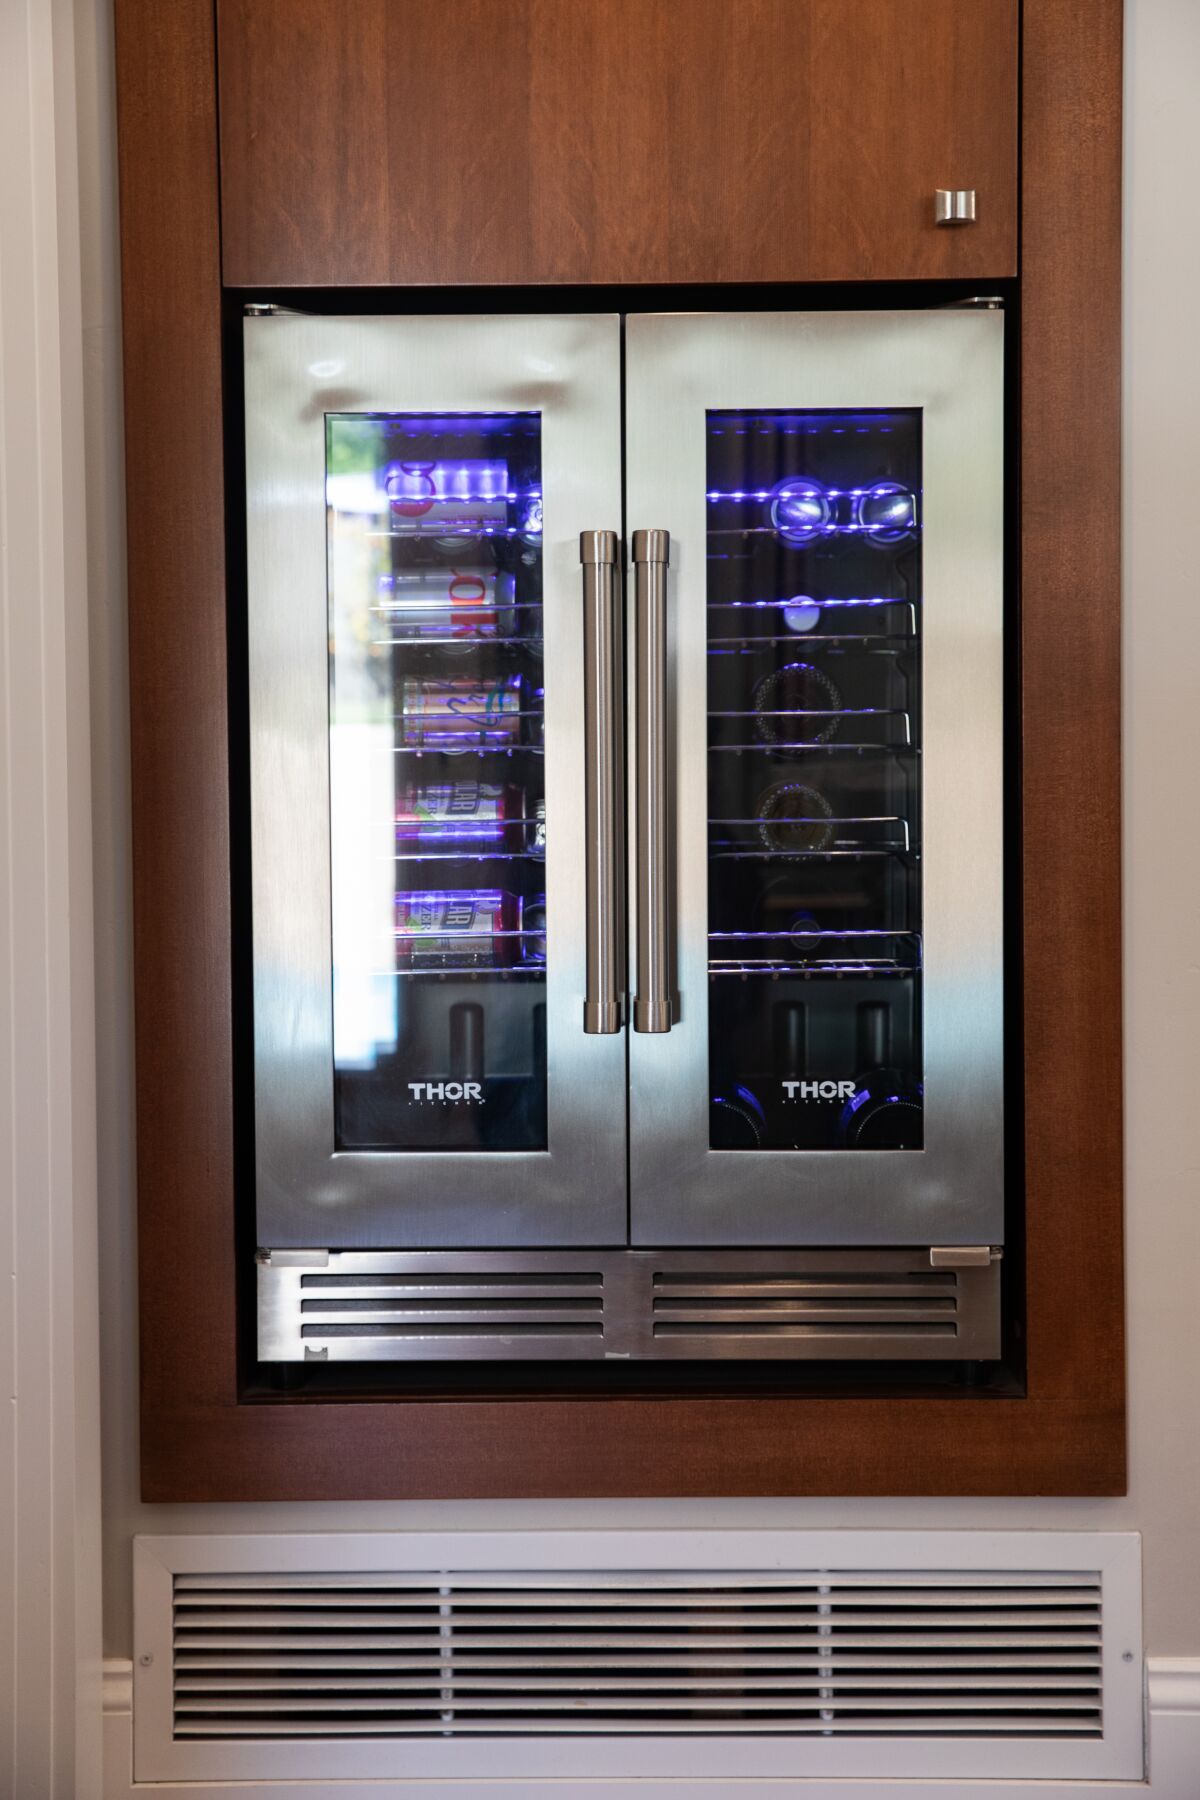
[115,0,239,1426]
[1018,0,1126,1434]
[120,0,1126,1502]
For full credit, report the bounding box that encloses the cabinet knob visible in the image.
[936,189,977,226]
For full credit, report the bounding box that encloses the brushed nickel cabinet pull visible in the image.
[936,188,977,225]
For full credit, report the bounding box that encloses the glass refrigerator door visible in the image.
[247,314,626,1249]
[624,310,1005,1248]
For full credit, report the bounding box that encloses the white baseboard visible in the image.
[103,1656,1200,1799]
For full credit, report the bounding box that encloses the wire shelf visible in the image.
[365,965,548,981]
[708,930,919,980]
[372,635,545,649]
[393,850,546,864]
[390,745,545,758]
[708,636,914,652]
[708,814,913,858]
[705,525,922,541]
[708,957,915,978]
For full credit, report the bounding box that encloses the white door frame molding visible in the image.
[0,0,103,1794]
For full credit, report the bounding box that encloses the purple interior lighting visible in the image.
[397,820,505,843]
[715,597,906,609]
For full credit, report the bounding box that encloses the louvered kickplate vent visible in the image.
[650,1268,958,1345]
[257,1248,1000,1360]
[134,1533,1143,1783]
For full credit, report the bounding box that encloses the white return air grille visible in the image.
[134,1531,1144,1785]
[171,1568,1103,1738]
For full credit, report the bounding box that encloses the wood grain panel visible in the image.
[1020,0,1125,1430]
[114,0,239,1420]
[216,0,1018,288]
[142,1395,1122,1502]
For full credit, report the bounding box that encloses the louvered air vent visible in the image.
[134,1533,1143,1783]
[170,1568,1105,1741]
[257,1249,1001,1360]
[651,1268,958,1343]
[298,1268,604,1352]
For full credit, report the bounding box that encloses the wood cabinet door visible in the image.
[216,0,1017,288]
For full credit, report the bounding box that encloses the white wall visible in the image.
[83,0,1200,1660]
[2,0,104,1791]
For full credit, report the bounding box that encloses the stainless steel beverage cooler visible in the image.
[248,308,1005,1363]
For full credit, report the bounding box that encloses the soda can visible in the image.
[394,889,520,970]
[377,568,517,643]
[519,894,547,965]
[395,781,523,849]
[528,796,547,860]
[398,674,524,752]
[384,459,510,538]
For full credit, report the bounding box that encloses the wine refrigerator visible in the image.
[247,307,1005,1363]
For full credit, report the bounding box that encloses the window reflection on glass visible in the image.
[706,410,924,1151]
[327,413,547,1151]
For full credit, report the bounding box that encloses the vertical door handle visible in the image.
[632,529,673,1033]
[580,531,623,1033]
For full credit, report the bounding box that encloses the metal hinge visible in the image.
[929,1245,1001,1269]
[243,302,306,318]
[257,1248,330,1268]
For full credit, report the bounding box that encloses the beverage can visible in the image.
[395,780,524,848]
[519,894,547,965]
[398,674,524,751]
[528,796,547,860]
[378,568,517,642]
[384,458,511,538]
[394,889,520,969]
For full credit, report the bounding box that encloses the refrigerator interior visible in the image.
[705,409,924,1153]
[326,411,549,1153]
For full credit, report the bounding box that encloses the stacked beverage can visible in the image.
[384,458,511,538]
[377,568,518,643]
[395,780,526,850]
[394,889,544,970]
[398,674,525,751]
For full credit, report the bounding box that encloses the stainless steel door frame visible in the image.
[247,313,626,1248]
[624,310,1005,1246]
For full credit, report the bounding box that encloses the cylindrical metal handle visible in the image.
[580,530,623,1033]
[632,528,673,1033]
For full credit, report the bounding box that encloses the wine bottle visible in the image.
[768,476,830,546]
[772,999,808,1074]
[838,998,923,1149]
[448,1001,485,1083]
[754,780,834,854]
[711,1084,766,1149]
[752,661,843,748]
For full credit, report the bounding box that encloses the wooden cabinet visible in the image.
[116,0,1125,1502]
[216,0,1018,288]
